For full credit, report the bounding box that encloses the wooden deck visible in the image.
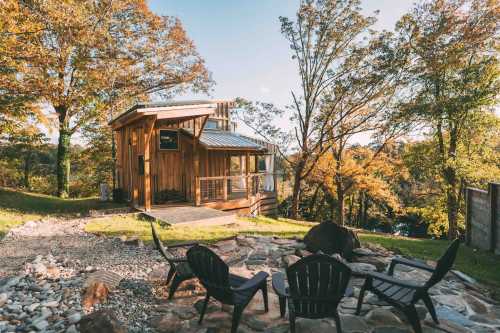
[140,204,238,226]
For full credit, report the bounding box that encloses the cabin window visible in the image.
[205,119,221,130]
[138,155,144,175]
[159,129,179,150]
[258,157,267,172]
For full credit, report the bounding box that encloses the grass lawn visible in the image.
[0,187,125,238]
[86,215,500,298]
[85,215,315,244]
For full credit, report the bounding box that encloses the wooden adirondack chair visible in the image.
[187,245,269,333]
[356,239,460,333]
[272,254,352,333]
[150,222,198,299]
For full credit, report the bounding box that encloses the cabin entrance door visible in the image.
[130,126,145,207]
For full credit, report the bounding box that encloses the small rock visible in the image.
[42,300,59,308]
[32,319,49,331]
[66,324,79,333]
[348,262,377,274]
[150,313,183,333]
[463,294,489,314]
[67,312,82,324]
[353,248,376,256]
[124,237,143,247]
[282,255,300,267]
[82,282,109,310]
[365,308,402,326]
[0,293,8,307]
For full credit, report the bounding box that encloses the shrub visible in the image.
[154,189,184,204]
[113,188,127,203]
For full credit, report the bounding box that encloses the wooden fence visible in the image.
[465,183,500,254]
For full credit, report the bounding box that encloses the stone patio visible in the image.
[0,219,499,332]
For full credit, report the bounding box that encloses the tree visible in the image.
[0,125,50,190]
[236,0,379,219]
[319,30,409,225]
[394,0,500,238]
[310,144,402,227]
[401,113,500,238]
[0,0,211,197]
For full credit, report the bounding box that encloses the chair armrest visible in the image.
[366,271,422,289]
[389,256,435,275]
[272,272,290,297]
[232,271,269,292]
[167,241,199,249]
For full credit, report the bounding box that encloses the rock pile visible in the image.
[0,254,84,333]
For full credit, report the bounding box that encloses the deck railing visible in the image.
[197,173,277,204]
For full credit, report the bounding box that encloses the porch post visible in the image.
[193,119,201,206]
[245,151,250,199]
[223,152,228,201]
[143,116,156,212]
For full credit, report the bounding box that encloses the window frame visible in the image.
[158,129,180,151]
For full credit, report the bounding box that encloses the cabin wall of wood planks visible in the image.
[115,114,234,206]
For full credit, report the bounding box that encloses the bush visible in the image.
[113,188,127,203]
[154,189,184,204]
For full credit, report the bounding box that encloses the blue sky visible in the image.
[149,0,415,108]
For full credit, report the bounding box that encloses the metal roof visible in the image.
[183,129,266,151]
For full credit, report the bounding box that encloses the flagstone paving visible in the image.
[0,218,499,332]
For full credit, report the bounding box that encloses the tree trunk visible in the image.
[56,107,71,198]
[23,152,32,190]
[362,194,369,227]
[308,183,321,218]
[446,185,459,239]
[347,194,354,226]
[290,162,304,219]
[443,125,459,239]
[336,183,345,225]
[111,130,116,190]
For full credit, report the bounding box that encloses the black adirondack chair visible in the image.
[272,254,352,333]
[150,222,198,299]
[356,239,460,333]
[187,245,269,333]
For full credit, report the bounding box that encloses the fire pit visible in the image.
[303,220,361,260]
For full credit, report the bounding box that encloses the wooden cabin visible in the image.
[109,100,278,215]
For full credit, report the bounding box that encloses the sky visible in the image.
[146,0,415,141]
[148,0,414,107]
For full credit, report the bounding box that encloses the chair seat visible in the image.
[230,273,264,305]
[372,278,416,305]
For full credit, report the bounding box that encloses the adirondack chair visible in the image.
[150,222,198,299]
[356,239,460,333]
[272,254,352,333]
[187,245,269,333]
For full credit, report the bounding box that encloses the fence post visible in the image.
[465,187,471,246]
[223,176,228,201]
[490,183,498,253]
[195,177,201,206]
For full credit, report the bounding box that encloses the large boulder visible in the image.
[79,309,126,333]
[303,221,360,259]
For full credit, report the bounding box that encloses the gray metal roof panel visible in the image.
[183,129,265,150]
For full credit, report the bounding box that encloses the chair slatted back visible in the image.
[424,239,460,289]
[187,245,232,302]
[151,222,175,263]
[286,254,351,318]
